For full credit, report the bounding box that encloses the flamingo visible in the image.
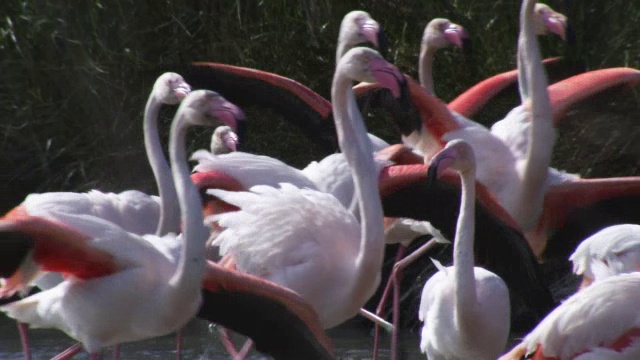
[4,73,191,238]
[185,9,387,155]
[335,10,386,63]
[205,47,401,331]
[499,272,640,360]
[0,90,240,358]
[418,139,510,359]
[0,72,196,359]
[210,125,239,155]
[569,224,640,289]
[418,18,469,96]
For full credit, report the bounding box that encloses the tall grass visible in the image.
[1,0,639,214]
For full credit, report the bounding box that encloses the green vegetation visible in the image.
[1,0,639,214]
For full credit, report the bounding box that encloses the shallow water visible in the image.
[0,315,425,359]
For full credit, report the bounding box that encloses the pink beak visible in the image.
[444,25,468,48]
[175,83,192,100]
[543,12,567,41]
[369,57,403,98]
[212,99,246,132]
[359,19,380,48]
[224,132,239,152]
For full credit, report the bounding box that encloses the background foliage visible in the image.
[1,0,639,211]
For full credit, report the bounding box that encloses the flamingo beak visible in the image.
[369,58,403,99]
[224,132,239,152]
[542,11,567,41]
[211,99,246,134]
[444,25,468,48]
[359,18,381,49]
[175,83,192,100]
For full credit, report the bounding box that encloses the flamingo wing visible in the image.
[0,216,119,296]
[378,165,555,332]
[199,261,334,360]
[539,177,640,259]
[185,62,337,154]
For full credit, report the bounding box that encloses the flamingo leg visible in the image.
[176,328,183,360]
[234,339,254,360]
[217,327,241,358]
[17,322,31,360]
[50,343,84,360]
[391,238,441,360]
[372,245,405,360]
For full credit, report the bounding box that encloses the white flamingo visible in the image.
[499,272,640,360]
[206,47,402,330]
[570,224,640,289]
[419,18,468,96]
[0,90,239,358]
[417,139,510,359]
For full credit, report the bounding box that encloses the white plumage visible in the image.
[209,183,361,327]
[570,224,640,285]
[192,151,318,191]
[519,273,640,360]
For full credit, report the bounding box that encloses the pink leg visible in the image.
[217,327,240,358]
[17,322,31,360]
[112,344,120,360]
[176,328,183,360]
[388,239,440,360]
[51,343,84,360]
[390,267,403,360]
[234,339,254,360]
[372,245,406,360]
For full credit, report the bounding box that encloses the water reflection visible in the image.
[0,315,424,359]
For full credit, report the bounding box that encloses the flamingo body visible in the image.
[418,140,510,360]
[518,273,640,360]
[420,265,510,359]
[570,224,640,286]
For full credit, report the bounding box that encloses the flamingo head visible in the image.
[423,18,469,50]
[210,126,239,154]
[534,3,567,40]
[339,47,404,98]
[340,10,387,54]
[179,90,246,133]
[155,72,192,105]
[427,139,475,183]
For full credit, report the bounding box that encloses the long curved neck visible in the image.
[144,95,180,235]
[331,73,385,300]
[419,44,436,95]
[455,167,479,329]
[167,113,207,296]
[514,0,555,230]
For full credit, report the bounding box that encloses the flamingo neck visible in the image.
[514,0,555,231]
[419,45,436,95]
[144,95,180,235]
[331,74,385,302]
[454,166,479,329]
[167,113,207,297]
